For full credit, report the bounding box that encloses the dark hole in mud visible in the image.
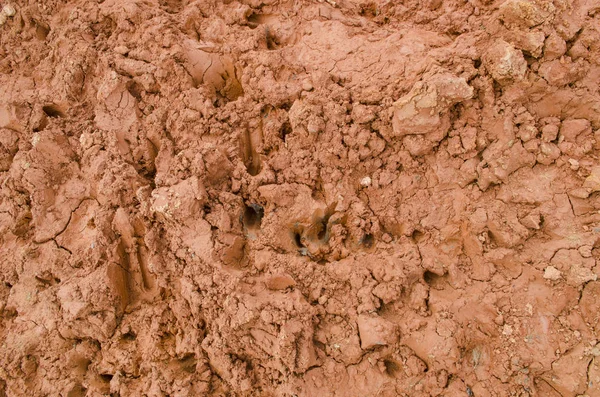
[42,104,66,118]
[317,223,327,240]
[361,233,374,248]
[486,230,498,247]
[492,80,503,96]
[122,332,136,341]
[293,229,304,248]
[280,121,292,142]
[313,339,326,351]
[247,13,261,29]
[473,59,482,68]
[243,203,263,230]
[246,160,261,176]
[5,282,12,288]
[266,29,279,50]
[384,359,400,377]
[36,22,51,41]
[138,170,155,187]
[161,333,174,342]
[203,204,212,214]
[179,354,197,373]
[423,270,442,286]
[100,374,113,382]
[316,215,331,241]
[523,54,536,66]
[411,229,425,242]
[126,81,143,101]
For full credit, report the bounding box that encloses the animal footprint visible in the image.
[113,209,157,304]
[289,203,337,258]
[240,127,263,176]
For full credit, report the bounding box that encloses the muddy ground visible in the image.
[1,0,600,396]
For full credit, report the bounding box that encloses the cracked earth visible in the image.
[1,0,600,396]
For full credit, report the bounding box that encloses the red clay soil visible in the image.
[1,0,600,396]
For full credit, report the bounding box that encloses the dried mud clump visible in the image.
[1,0,600,396]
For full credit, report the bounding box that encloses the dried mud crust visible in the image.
[1,0,600,396]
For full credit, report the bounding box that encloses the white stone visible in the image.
[2,4,16,17]
[543,265,562,281]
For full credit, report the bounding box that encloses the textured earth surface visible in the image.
[1,0,600,396]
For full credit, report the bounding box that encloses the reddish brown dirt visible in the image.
[1,0,600,396]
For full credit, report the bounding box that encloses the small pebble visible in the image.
[114,45,130,55]
[2,4,16,17]
[360,176,372,187]
[543,265,562,281]
[568,158,579,170]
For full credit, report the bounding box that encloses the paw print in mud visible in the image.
[289,204,339,259]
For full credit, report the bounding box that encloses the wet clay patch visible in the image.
[1,0,600,396]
